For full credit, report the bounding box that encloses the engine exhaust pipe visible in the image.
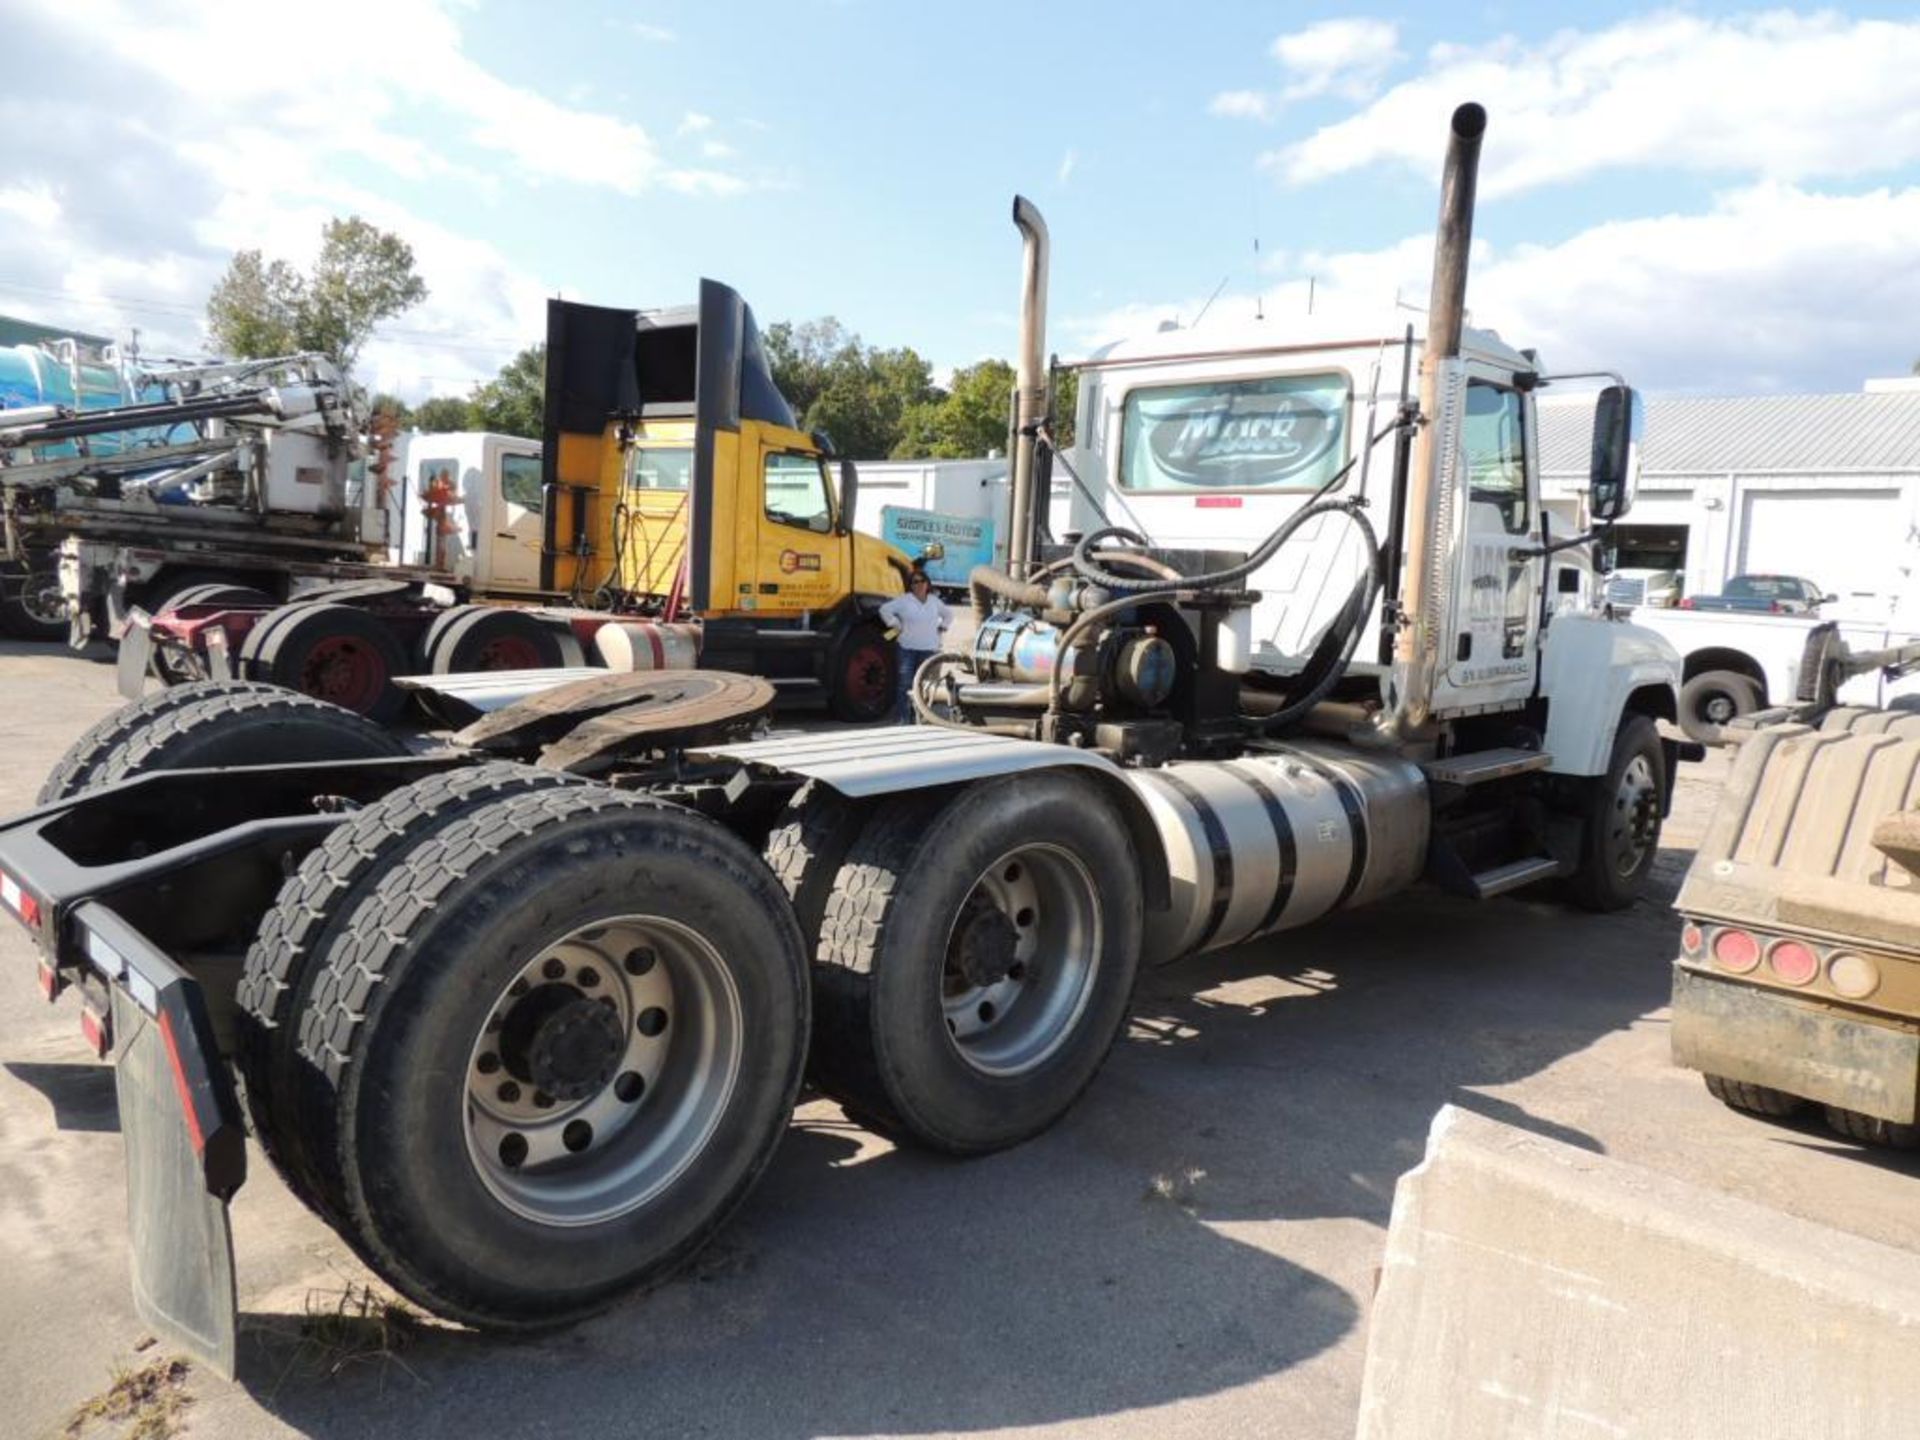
[1380,101,1486,744]
[1009,196,1050,581]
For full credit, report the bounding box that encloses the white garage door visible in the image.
[1738,489,1904,599]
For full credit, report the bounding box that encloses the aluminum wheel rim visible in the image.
[1607,753,1661,878]
[20,575,65,626]
[462,915,742,1226]
[940,843,1101,1077]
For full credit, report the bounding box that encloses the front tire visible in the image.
[813,771,1144,1154]
[1680,669,1760,744]
[288,787,809,1328]
[0,559,69,642]
[1566,714,1665,912]
[827,622,895,723]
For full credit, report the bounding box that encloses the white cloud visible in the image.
[1271,18,1402,101]
[1270,12,1920,195]
[1211,18,1400,121]
[0,1,750,397]
[702,139,737,160]
[1064,183,1920,395]
[1058,148,1079,185]
[678,111,715,135]
[624,21,676,43]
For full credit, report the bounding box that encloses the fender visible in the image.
[1538,614,1681,776]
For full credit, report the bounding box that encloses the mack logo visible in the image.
[1142,388,1341,487]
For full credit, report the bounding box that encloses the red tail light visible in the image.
[0,869,40,927]
[79,1006,111,1059]
[1679,598,1696,609]
[1680,922,1704,956]
[1768,939,1819,985]
[1769,600,1785,614]
[1711,928,1761,974]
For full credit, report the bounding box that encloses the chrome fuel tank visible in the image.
[1126,742,1429,963]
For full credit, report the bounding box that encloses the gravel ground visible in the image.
[1,639,1914,1440]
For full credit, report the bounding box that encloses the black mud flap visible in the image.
[111,986,239,1379]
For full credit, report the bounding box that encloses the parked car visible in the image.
[1678,573,1831,615]
[1604,566,1683,610]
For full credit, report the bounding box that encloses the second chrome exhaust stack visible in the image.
[1009,195,1050,581]
[1379,101,1487,744]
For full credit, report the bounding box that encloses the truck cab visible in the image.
[1068,316,1679,783]
[542,280,916,719]
[390,431,546,593]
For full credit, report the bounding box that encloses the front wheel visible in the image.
[1679,669,1760,744]
[1566,714,1665,912]
[0,559,69,642]
[827,623,895,723]
[812,771,1144,1154]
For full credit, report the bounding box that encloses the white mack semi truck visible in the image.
[0,104,1684,1374]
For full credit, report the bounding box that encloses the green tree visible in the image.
[205,216,427,377]
[468,344,545,439]
[891,359,1016,459]
[763,317,939,458]
[205,251,303,359]
[410,395,474,432]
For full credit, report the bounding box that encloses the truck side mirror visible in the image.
[1588,384,1642,524]
[837,458,858,536]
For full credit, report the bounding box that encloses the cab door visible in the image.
[482,438,545,593]
[1432,367,1541,713]
[750,438,848,616]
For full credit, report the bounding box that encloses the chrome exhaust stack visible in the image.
[1379,101,1487,744]
[1009,195,1051,581]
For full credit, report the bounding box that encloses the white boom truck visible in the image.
[0,104,1683,1374]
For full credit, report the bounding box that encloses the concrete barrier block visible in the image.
[1356,1105,1920,1439]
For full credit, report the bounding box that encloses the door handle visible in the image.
[496,532,517,540]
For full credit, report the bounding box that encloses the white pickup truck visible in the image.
[1632,602,1920,740]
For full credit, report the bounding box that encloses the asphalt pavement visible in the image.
[2,638,1915,1440]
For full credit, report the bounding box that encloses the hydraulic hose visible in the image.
[1244,504,1384,735]
[968,564,1051,620]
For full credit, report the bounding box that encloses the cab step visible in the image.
[1423,747,1553,787]
[1466,855,1569,898]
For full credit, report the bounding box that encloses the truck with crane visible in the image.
[1,328,920,721]
[0,104,1683,1375]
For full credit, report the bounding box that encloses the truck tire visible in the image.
[287,786,809,1328]
[1679,670,1760,744]
[38,678,290,803]
[812,771,1143,1154]
[427,607,571,674]
[1566,714,1665,913]
[243,602,409,721]
[0,559,69,642]
[763,780,871,944]
[1704,1073,1805,1118]
[1822,1105,1920,1149]
[237,762,584,1218]
[827,622,895,723]
[89,686,406,790]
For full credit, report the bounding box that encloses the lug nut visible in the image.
[578,967,600,988]
[477,1052,501,1075]
[497,1081,521,1103]
[533,1090,555,1109]
[542,957,567,981]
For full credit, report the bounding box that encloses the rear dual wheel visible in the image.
[257,784,807,1328]
[787,771,1144,1154]
[241,603,408,721]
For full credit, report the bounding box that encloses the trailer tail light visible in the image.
[0,868,41,928]
[1680,922,1703,956]
[1828,952,1881,999]
[1711,927,1761,974]
[36,960,64,1002]
[1767,939,1819,986]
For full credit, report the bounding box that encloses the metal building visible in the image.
[1539,381,1920,607]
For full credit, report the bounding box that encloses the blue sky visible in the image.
[5,2,1920,402]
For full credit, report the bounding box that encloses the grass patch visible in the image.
[65,1357,192,1440]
